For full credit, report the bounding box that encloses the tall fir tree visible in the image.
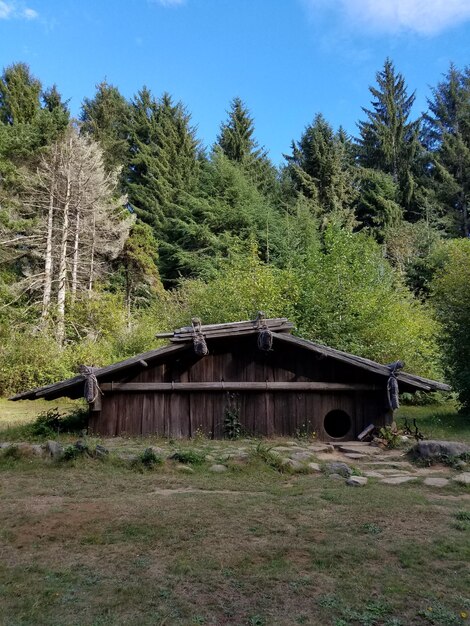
[0,63,41,125]
[424,64,470,236]
[80,81,130,174]
[285,114,356,226]
[357,59,420,214]
[125,88,201,283]
[216,97,277,195]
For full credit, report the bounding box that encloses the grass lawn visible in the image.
[0,398,81,431]
[0,399,469,625]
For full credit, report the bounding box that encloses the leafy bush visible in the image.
[432,239,470,410]
[30,408,62,437]
[29,406,89,438]
[223,399,242,440]
[170,450,205,465]
[138,448,163,468]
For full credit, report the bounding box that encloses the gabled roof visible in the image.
[10,318,450,401]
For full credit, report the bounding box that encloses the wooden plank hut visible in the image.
[10,316,450,441]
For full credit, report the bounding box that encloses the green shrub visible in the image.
[30,408,62,437]
[139,448,163,468]
[170,450,205,465]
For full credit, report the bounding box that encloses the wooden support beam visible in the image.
[100,382,381,393]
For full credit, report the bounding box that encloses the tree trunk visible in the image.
[56,152,72,345]
[71,209,80,302]
[88,210,96,296]
[41,170,55,322]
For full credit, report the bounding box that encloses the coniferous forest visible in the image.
[1,59,470,409]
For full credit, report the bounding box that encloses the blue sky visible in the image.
[1,0,470,164]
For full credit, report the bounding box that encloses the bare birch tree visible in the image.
[20,124,132,343]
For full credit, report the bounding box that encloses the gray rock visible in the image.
[414,440,470,459]
[148,446,166,457]
[307,462,321,473]
[307,443,334,453]
[339,445,382,456]
[329,473,344,480]
[176,464,194,473]
[423,477,449,487]
[343,453,367,460]
[95,444,109,459]
[46,440,63,459]
[281,458,305,472]
[16,443,37,457]
[30,444,44,456]
[74,440,88,453]
[380,476,418,485]
[290,451,314,462]
[0,442,12,450]
[364,470,385,478]
[346,476,368,487]
[324,461,352,477]
[209,464,228,473]
[453,472,470,485]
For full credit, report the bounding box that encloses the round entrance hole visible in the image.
[323,409,352,439]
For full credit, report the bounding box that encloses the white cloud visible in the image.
[0,1,13,19]
[22,7,38,19]
[0,1,39,20]
[303,0,470,35]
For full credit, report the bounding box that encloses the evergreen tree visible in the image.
[424,65,470,236]
[357,59,420,212]
[125,88,201,283]
[81,81,130,174]
[0,62,41,125]
[216,97,277,194]
[354,168,403,239]
[285,114,356,226]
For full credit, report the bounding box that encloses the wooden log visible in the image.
[170,325,293,343]
[100,382,381,392]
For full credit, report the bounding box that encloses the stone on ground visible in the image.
[346,476,368,487]
[423,477,449,487]
[290,451,315,462]
[307,462,321,473]
[453,472,470,485]
[343,453,367,460]
[414,440,470,459]
[46,440,63,459]
[381,476,419,485]
[176,464,194,473]
[281,458,305,472]
[324,461,352,477]
[209,464,228,473]
[329,473,344,480]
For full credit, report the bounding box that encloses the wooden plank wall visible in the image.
[92,337,390,439]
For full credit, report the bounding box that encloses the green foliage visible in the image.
[357,58,420,212]
[223,396,242,440]
[0,62,41,125]
[254,442,285,472]
[80,80,130,174]
[294,420,316,442]
[432,239,470,409]
[424,64,470,236]
[377,426,401,449]
[170,450,205,465]
[137,448,163,469]
[30,406,89,438]
[286,113,356,223]
[294,226,441,377]
[0,332,73,396]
